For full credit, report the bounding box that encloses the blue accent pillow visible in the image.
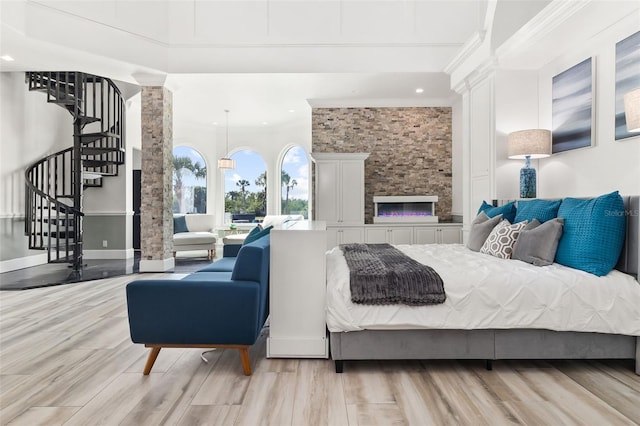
[477,201,517,224]
[555,191,626,276]
[244,226,262,241]
[514,199,561,223]
[243,225,273,246]
[173,215,189,233]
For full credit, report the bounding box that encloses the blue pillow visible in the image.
[244,225,262,240]
[478,201,517,223]
[514,199,561,223]
[555,191,626,276]
[173,215,188,233]
[243,225,273,245]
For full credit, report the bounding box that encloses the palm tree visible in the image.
[173,155,206,213]
[255,172,267,215]
[281,170,298,214]
[237,179,250,210]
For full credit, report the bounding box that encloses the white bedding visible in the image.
[326,244,640,336]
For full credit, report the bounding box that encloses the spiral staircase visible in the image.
[24,72,125,271]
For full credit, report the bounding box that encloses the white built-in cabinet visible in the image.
[365,226,413,244]
[311,152,370,226]
[414,225,463,244]
[326,226,364,249]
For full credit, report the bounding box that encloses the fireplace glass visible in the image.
[373,196,438,223]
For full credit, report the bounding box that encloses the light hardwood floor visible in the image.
[1,274,639,425]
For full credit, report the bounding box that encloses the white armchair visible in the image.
[173,214,217,259]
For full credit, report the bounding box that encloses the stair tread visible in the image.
[83,159,118,168]
[79,131,120,138]
[82,147,124,155]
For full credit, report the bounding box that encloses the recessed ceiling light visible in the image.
[262,121,268,125]
[212,122,218,126]
[1,55,15,62]
[288,109,295,113]
[415,88,424,94]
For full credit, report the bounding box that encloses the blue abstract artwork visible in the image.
[552,57,594,154]
[615,31,640,140]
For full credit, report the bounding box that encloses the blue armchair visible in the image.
[126,235,270,375]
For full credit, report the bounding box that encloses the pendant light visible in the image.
[218,109,235,169]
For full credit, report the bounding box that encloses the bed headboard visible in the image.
[617,196,639,278]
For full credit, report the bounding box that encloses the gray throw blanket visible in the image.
[341,243,446,306]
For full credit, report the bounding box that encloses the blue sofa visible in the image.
[126,234,270,376]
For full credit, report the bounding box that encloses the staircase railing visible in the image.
[24,71,125,270]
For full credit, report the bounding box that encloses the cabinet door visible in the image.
[340,227,364,244]
[326,228,340,250]
[339,161,365,225]
[316,161,340,223]
[389,228,413,244]
[365,227,388,243]
[439,227,462,244]
[414,227,438,244]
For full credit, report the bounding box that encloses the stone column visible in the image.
[139,85,175,272]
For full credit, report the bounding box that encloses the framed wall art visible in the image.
[615,30,640,140]
[552,57,595,154]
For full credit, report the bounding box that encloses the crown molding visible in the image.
[495,0,593,65]
[444,30,486,75]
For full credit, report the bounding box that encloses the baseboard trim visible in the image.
[0,253,48,273]
[83,249,135,260]
[139,257,175,273]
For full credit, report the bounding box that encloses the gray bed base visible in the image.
[330,196,640,375]
[330,329,640,374]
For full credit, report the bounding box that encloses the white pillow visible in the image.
[480,220,528,259]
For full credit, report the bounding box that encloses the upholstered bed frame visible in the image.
[329,196,640,374]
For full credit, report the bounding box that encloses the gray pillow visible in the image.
[467,212,503,252]
[512,218,564,266]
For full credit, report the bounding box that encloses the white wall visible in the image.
[494,70,541,200]
[537,12,639,198]
[0,72,73,217]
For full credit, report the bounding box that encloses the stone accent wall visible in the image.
[140,86,173,260]
[312,107,452,223]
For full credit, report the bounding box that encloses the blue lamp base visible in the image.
[519,156,536,198]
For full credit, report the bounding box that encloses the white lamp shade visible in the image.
[217,157,235,169]
[508,129,552,159]
[624,87,640,132]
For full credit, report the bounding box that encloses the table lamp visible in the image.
[508,129,552,198]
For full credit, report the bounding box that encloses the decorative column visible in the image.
[138,79,175,272]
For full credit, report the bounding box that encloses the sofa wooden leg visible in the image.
[143,346,162,375]
[173,252,176,258]
[239,347,251,376]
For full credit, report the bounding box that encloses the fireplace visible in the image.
[373,196,438,223]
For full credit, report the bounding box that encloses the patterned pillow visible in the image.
[480,220,528,259]
[478,200,517,224]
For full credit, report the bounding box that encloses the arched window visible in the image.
[281,146,309,218]
[172,146,207,213]
[224,150,267,223]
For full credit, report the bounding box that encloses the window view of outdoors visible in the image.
[224,150,267,223]
[281,146,309,218]
[172,146,207,213]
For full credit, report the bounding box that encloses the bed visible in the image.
[326,195,640,374]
